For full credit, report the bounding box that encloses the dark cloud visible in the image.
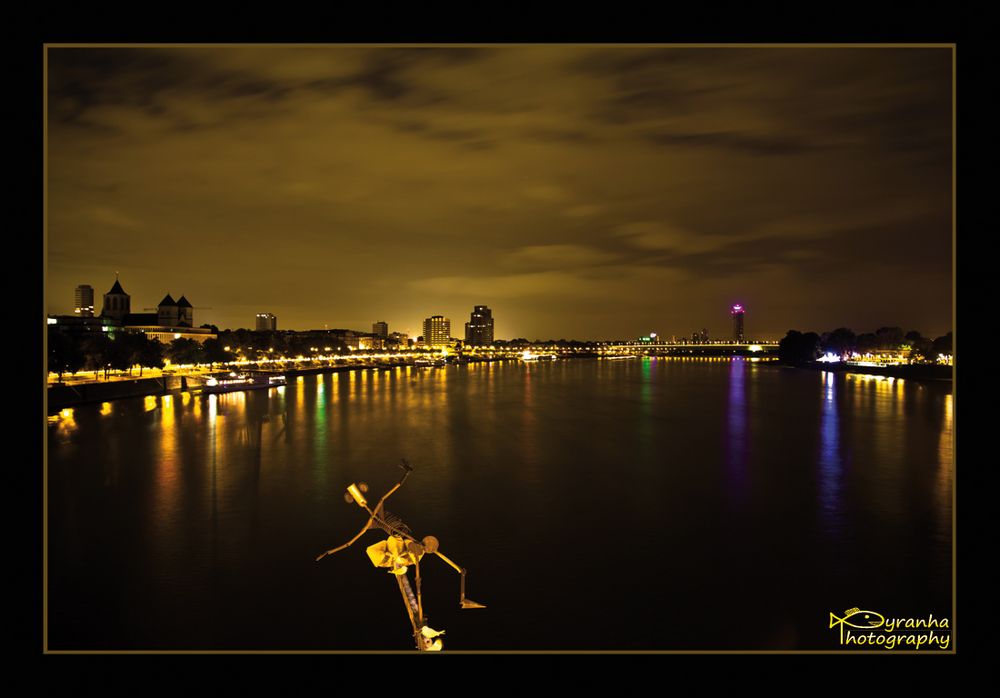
[569,48,700,76]
[644,130,824,156]
[308,48,485,106]
[522,127,600,144]
[46,46,954,339]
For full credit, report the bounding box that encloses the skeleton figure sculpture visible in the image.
[316,460,485,651]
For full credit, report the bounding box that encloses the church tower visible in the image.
[157,294,180,327]
[176,295,193,327]
[101,274,131,321]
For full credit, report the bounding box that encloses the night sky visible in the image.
[46,46,953,340]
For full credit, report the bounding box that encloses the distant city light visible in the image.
[818,352,841,363]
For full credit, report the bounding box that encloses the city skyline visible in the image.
[61,273,950,343]
[62,273,788,341]
[46,46,952,339]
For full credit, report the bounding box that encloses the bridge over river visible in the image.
[596,340,780,357]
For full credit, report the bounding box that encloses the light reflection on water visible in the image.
[48,360,953,650]
[726,358,748,504]
[818,372,843,537]
[935,393,954,547]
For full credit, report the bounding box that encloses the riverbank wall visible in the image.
[782,361,952,382]
[45,359,527,412]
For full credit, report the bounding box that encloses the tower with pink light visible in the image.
[731,304,745,342]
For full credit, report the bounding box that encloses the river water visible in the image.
[47,358,954,650]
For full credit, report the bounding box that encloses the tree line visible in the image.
[778,327,953,365]
[47,328,235,382]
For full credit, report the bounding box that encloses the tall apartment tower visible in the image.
[422,315,451,347]
[74,285,94,317]
[256,313,277,331]
[731,304,745,343]
[373,321,389,338]
[464,305,494,345]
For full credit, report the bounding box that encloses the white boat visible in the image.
[203,371,286,394]
[414,358,446,368]
[520,350,556,362]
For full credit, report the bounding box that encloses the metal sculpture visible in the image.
[316,460,485,651]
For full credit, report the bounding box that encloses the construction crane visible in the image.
[142,306,213,311]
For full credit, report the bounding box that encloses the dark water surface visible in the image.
[47,358,953,650]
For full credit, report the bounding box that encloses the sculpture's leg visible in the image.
[414,557,425,626]
[315,519,372,561]
[434,550,486,609]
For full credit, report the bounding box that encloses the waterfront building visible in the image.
[48,314,118,337]
[298,328,361,350]
[157,295,180,326]
[731,304,745,343]
[358,335,384,350]
[101,276,131,322]
[98,275,214,344]
[389,331,410,348]
[373,321,389,338]
[256,313,278,331]
[139,294,194,329]
[464,305,494,345]
[177,296,193,326]
[74,285,94,317]
[423,315,451,348]
[124,323,215,345]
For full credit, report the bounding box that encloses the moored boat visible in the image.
[203,370,286,394]
[414,358,446,368]
[520,350,557,362]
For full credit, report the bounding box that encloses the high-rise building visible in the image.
[731,304,745,342]
[256,313,277,331]
[422,315,451,347]
[101,275,131,321]
[373,321,389,338]
[464,305,494,345]
[74,284,94,317]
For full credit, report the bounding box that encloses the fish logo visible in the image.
[830,608,886,631]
